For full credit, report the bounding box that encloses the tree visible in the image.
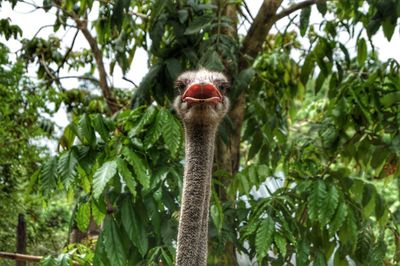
[0,34,71,265]
[1,0,400,265]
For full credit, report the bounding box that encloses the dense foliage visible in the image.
[0,41,69,263]
[1,0,400,265]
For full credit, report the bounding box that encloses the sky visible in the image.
[1,0,400,137]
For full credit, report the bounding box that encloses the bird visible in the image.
[173,68,230,266]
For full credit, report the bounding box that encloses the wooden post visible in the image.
[16,213,26,266]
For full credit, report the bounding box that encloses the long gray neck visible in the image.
[176,123,217,266]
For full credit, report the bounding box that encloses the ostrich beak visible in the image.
[181,82,223,103]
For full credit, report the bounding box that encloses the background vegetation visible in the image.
[1,0,400,265]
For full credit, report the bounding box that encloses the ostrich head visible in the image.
[173,69,230,125]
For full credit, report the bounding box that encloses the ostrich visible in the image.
[173,69,230,266]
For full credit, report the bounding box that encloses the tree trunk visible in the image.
[211,1,241,265]
[16,214,26,266]
[213,1,285,264]
[69,211,100,244]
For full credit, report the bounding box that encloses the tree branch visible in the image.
[239,0,325,68]
[122,76,138,88]
[52,0,119,114]
[54,75,100,83]
[274,0,325,22]
[239,0,283,68]
[56,28,80,74]
[0,252,81,265]
[0,252,42,263]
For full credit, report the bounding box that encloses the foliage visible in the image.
[0,42,69,264]
[35,106,183,264]
[1,0,400,265]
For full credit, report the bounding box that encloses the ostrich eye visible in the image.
[175,79,188,92]
[215,80,230,93]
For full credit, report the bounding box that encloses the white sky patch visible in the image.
[1,1,148,88]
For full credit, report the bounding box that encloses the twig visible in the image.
[242,0,254,22]
[280,14,298,49]
[56,29,80,74]
[31,24,54,39]
[122,76,138,88]
[40,54,57,81]
[129,11,148,21]
[54,75,100,83]
[274,0,326,22]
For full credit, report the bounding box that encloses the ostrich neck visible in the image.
[176,122,218,266]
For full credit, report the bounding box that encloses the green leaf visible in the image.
[161,248,173,266]
[144,107,168,148]
[162,110,182,157]
[256,217,275,263]
[315,71,326,94]
[129,105,157,137]
[117,158,137,198]
[200,50,225,72]
[319,185,339,226]
[40,256,56,266]
[314,251,326,266]
[301,53,315,84]
[40,156,58,193]
[103,215,126,266]
[299,6,311,36]
[257,164,270,177]
[357,38,367,66]
[274,233,287,257]
[338,209,357,250]
[121,199,148,257]
[211,191,224,234]
[178,9,189,23]
[333,249,348,266]
[92,114,110,141]
[165,58,181,79]
[111,0,127,29]
[316,2,327,15]
[367,18,381,37]
[93,160,117,198]
[375,194,386,221]
[237,172,250,195]
[382,19,396,41]
[328,73,339,98]
[56,254,71,266]
[93,232,108,266]
[339,43,350,66]
[232,67,256,98]
[241,220,259,239]
[123,147,149,190]
[92,201,105,226]
[78,113,96,146]
[184,16,211,35]
[59,124,76,149]
[248,131,263,160]
[296,239,310,265]
[76,201,90,232]
[77,164,90,193]
[380,91,400,107]
[329,202,348,236]
[57,148,78,189]
[308,180,327,222]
